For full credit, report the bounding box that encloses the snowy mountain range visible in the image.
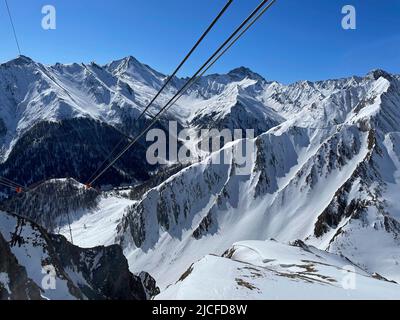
[0,55,399,299]
[0,210,158,300]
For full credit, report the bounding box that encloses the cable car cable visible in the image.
[4,0,22,55]
[86,0,234,185]
[88,0,274,186]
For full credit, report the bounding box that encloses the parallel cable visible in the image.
[158,0,278,118]
[1,0,272,244]
[0,180,18,190]
[65,210,74,244]
[0,180,15,189]
[86,0,233,185]
[88,0,275,186]
[0,176,25,193]
[136,0,233,122]
[0,176,23,188]
[4,0,21,55]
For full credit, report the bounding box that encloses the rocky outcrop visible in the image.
[0,232,43,300]
[0,211,157,300]
[139,271,160,299]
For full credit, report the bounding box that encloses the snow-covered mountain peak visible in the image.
[107,56,142,73]
[227,66,266,83]
[366,69,394,81]
[1,55,35,68]
[188,80,284,136]
[106,56,166,89]
[0,56,397,159]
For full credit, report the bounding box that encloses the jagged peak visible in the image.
[1,55,35,67]
[106,55,165,81]
[366,69,393,81]
[117,55,142,68]
[89,61,103,69]
[107,55,149,71]
[106,56,137,72]
[124,55,142,65]
[227,66,266,82]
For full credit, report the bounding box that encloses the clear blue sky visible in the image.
[1,0,399,83]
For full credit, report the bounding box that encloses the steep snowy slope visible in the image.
[58,193,136,248]
[190,80,284,136]
[0,210,157,300]
[158,240,400,300]
[110,70,400,289]
[309,73,400,283]
[114,125,366,288]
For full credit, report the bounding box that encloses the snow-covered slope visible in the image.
[158,240,400,300]
[59,192,136,248]
[0,55,170,161]
[0,178,135,247]
[110,69,400,291]
[189,80,284,136]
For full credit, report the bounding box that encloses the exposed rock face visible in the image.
[0,232,43,300]
[47,234,149,300]
[139,271,160,299]
[0,211,156,300]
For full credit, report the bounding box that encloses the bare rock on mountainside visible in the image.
[0,210,157,300]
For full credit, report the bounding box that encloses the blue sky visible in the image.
[1,0,399,83]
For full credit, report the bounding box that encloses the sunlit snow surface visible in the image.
[59,194,135,248]
[158,241,400,300]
